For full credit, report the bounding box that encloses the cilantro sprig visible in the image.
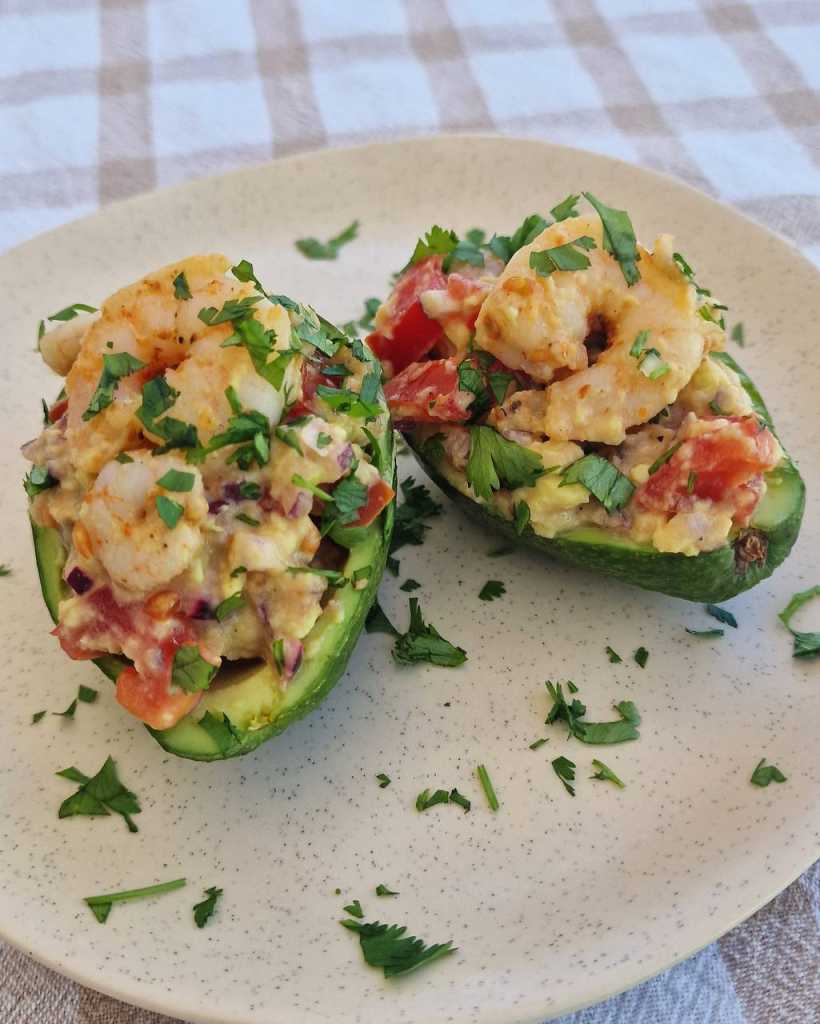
[545,681,640,744]
[340,918,455,978]
[393,598,466,668]
[296,220,360,260]
[529,236,596,276]
[85,877,186,924]
[57,756,141,833]
[466,426,544,501]
[583,192,641,286]
[560,454,634,513]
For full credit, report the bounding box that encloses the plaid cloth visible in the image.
[1,1,818,1021]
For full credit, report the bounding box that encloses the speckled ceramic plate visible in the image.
[0,137,818,1024]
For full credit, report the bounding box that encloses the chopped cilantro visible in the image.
[467,426,544,500]
[550,194,581,221]
[476,763,499,811]
[529,236,596,276]
[416,788,450,812]
[24,465,58,499]
[199,295,262,327]
[478,580,505,602]
[778,586,820,658]
[376,773,391,788]
[31,710,46,724]
[193,886,223,928]
[488,370,514,404]
[528,738,549,750]
[365,601,399,636]
[57,756,141,833]
[400,579,421,592]
[750,758,787,787]
[54,699,77,719]
[376,884,399,897]
[328,474,369,526]
[156,468,195,492]
[214,592,245,622]
[344,899,365,919]
[137,376,200,456]
[560,454,634,513]
[198,711,243,755]
[155,494,183,529]
[647,440,683,476]
[296,220,359,260]
[393,598,467,668]
[591,759,625,788]
[634,646,649,668]
[408,224,459,266]
[78,685,97,703]
[487,213,549,263]
[340,918,455,978]
[171,645,217,693]
[706,604,737,628]
[449,788,471,813]
[731,322,745,347]
[685,627,724,638]
[238,480,261,500]
[0,564,10,577]
[583,192,640,285]
[316,432,333,448]
[82,352,146,421]
[235,512,260,527]
[605,645,622,664]
[315,383,381,421]
[48,302,97,322]
[545,681,640,744]
[172,271,192,300]
[390,477,442,555]
[552,755,577,796]
[84,877,186,925]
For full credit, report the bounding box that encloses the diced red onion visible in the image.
[208,499,227,515]
[337,444,354,470]
[223,482,242,503]
[66,567,93,595]
[191,600,214,620]
[288,491,312,518]
[281,637,304,680]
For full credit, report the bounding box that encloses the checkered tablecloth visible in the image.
[1,1,818,1022]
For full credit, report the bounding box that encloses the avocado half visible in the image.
[406,352,804,603]
[30,359,396,762]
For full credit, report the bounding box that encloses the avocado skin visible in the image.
[29,347,396,761]
[405,352,805,603]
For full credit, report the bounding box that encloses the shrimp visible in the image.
[77,451,208,599]
[64,254,292,474]
[478,216,723,445]
[39,310,100,376]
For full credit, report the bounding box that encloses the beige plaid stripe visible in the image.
[1,1,818,1021]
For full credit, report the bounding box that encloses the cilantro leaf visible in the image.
[416,788,450,811]
[54,698,77,718]
[467,426,544,501]
[344,899,365,919]
[340,918,455,978]
[365,601,399,636]
[478,580,505,602]
[487,214,549,263]
[172,645,217,693]
[550,194,581,221]
[552,755,577,796]
[583,192,640,285]
[193,886,223,928]
[778,586,820,658]
[214,592,246,622]
[731,322,745,347]
[634,646,649,668]
[393,598,467,668]
[78,685,97,703]
[329,475,368,526]
[156,468,195,492]
[57,756,141,833]
[390,477,442,555]
[84,877,186,925]
[155,494,183,529]
[376,884,399,897]
[750,758,787,787]
[296,220,359,260]
[685,627,724,638]
[591,759,625,788]
[545,682,640,744]
[31,710,46,724]
[173,272,192,300]
[605,645,622,663]
[376,772,391,788]
[137,376,200,455]
[408,225,459,267]
[529,737,548,750]
[48,302,97,322]
[560,454,634,513]
[82,352,146,421]
[449,788,471,813]
[23,465,57,499]
[706,604,738,628]
[529,236,596,276]
[476,763,499,811]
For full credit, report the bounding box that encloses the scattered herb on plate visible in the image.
[376,773,391,788]
[478,580,505,602]
[193,886,223,928]
[750,759,787,787]
[706,604,738,628]
[84,877,186,924]
[296,220,359,260]
[57,756,141,833]
[778,586,820,658]
[393,598,467,668]
[634,646,649,668]
[476,764,499,811]
[375,884,399,897]
[552,755,577,796]
[591,759,625,788]
[340,918,455,978]
[605,645,622,663]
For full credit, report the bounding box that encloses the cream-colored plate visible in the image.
[0,137,817,1024]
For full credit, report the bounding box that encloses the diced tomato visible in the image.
[636,416,780,523]
[286,359,335,419]
[116,665,201,732]
[367,257,447,376]
[383,358,474,423]
[56,586,205,730]
[48,397,68,423]
[354,478,395,527]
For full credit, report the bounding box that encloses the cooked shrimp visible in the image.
[78,451,208,599]
[479,216,722,445]
[65,254,291,474]
[39,310,99,376]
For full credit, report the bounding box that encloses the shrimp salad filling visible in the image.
[24,255,394,732]
[370,198,783,559]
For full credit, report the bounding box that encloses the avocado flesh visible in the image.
[405,352,805,603]
[30,427,395,762]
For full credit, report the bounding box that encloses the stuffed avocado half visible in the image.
[366,197,804,602]
[25,255,395,760]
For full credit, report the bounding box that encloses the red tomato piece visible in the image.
[367,257,447,375]
[383,358,474,423]
[354,478,395,527]
[48,397,68,423]
[286,359,336,419]
[636,416,779,523]
[116,666,201,732]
